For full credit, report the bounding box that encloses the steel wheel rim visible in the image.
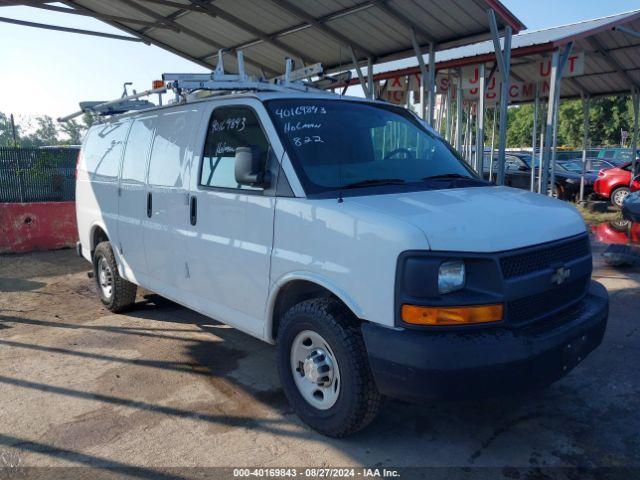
[614,189,629,206]
[290,330,340,410]
[98,256,113,299]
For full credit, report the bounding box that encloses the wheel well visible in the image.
[271,280,339,341]
[91,226,109,257]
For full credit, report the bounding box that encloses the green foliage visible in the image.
[501,96,637,149]
[0,112,91,147]
[506,104,535,147]
[26,115,59,147]
[0,112,20,147]
[59,120,84,145]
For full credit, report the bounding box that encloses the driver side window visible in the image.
[200,106,270,191]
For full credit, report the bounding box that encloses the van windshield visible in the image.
[266,99,481,195]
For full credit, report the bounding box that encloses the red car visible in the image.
[593,162,640,207]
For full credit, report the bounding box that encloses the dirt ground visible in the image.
[0,237,638,478]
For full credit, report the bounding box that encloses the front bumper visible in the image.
[362,280,608,402]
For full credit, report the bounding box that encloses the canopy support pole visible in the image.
[427,43,436,126]
[537,100,546,193]
[541,43,573,196]
[631,89,639,188]
[579,94,590,202]
[445,80,452,142]
[488,9,511,186]
[530,81,539,192]
[476,63,486,173]
[455,69,463,151]
[467,106,473,163]
[349,47,370,99]
[489,107,497,182]
[367,57,374,99]
[410,29,429,120]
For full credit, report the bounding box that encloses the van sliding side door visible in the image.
[142,105,203,296]
[117,114,157,279]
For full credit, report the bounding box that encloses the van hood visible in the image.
[349,186,586,252]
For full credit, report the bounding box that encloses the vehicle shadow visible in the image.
[2,285,638,469]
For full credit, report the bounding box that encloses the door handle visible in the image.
[146,192,152,218]
[190,196,197,226]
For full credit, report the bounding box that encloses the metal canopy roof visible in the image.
[48,0,525,77]
[370,10,640,99]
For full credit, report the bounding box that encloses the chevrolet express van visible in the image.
[76,92,608,437]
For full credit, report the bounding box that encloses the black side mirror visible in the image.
[235,146,271,188]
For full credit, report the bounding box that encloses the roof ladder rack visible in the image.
[163,50,324,95]
[58,50,344,122]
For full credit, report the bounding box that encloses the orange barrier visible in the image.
[0,202,77,254]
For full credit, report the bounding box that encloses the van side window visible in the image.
[200,106,269,191]
[83,122,128,181]
[148,109,199,188]
[121,116,156,184]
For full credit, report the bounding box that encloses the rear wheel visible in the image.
[611,186,630,208]
[276,298,382,437]
[93,241,137,312]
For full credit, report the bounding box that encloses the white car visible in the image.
[76,92,608,437]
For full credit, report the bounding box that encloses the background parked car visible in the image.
[560,157,624,173]
[482,153,597,201]
[597,148,640,163]
[593,162,640,207]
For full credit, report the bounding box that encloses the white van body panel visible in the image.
[76,118,130,262]
[349,186,586,252]
[268,198,428,333]
[117,113,157,280]
[142,104,204,298]
[183,98,284,337]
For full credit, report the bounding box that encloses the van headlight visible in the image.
[438,260,465,294]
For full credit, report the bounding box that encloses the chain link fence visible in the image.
[0,147,79,203]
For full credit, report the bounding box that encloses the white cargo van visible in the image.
[76,82,608,437]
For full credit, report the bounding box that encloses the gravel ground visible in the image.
[0,237,638,479]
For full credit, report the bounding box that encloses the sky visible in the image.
[0,0,638,124]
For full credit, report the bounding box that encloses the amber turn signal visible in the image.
[152,80,165,89]
[401,304,503,326]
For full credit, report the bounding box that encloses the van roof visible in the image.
[89,91,391,125]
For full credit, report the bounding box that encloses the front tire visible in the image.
[93,241,137,313]
[276,298,382,437]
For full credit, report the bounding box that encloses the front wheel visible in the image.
[611,186,630,208]
[276,298,382,437]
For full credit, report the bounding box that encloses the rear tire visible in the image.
[93,241,137,313]
[611,186,630,208]
[276,298,382,437]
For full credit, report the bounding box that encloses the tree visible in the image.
[506,104,535,147]
[60,119,85,145]
[0,112,20,147]
[82,111,99,129]
[23,115,59,147]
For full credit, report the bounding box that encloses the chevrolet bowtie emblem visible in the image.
[551,266,571,285]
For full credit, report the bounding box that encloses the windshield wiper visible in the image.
[422,173,471,180]
[341,178,406,189]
